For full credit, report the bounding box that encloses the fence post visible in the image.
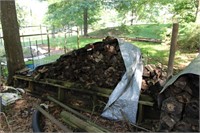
[22,33,25,47]
[64,46,67,54]
[29,38,34,68]
[77,27,80,49]
[64,32,67,45]
[40,25,44,44]
[167,23,179,78]
[36,40,39,57]
[47,29,50,56]
[0,32,2,46]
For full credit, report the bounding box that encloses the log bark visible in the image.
[159,74,199,132]
[161,97,183,115]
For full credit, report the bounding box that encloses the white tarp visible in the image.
[101,39,143,124]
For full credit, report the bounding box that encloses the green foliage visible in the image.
[178,23,200,51]
[105,0,172,24]
[45,0,101,28]
[104,0,198,24]
[16,1,28,27]
[171,0,197,23]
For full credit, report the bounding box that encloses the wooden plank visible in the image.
[47,96,111,132]
[34,104,72,132]
[61,111,104,132]
[28,81,34,92]
[137,104,143,124]
[14,75,154,105]
[58,88,64,101]
[138,101,154,106]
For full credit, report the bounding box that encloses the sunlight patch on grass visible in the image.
[174,52,199,69]
[132,41,170,65]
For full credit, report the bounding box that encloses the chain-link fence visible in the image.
[0,25,80,71]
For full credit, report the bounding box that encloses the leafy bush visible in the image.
[178,23,200,51]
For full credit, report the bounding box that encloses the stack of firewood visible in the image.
[141,64,167,101]
[159,74,199,132]
[34,36,126,89]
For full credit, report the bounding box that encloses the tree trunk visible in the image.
[0,0,25,85]
[167,23,179,78]
[195,0,200,24]
[83,8,88,36]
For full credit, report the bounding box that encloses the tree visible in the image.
[106,0,198,24]
[45,0,101,36]
[171,0,197,23]
[15,2,28,27]
[0,0,25,85]
[195,0,200,23]
[107,0,170,24]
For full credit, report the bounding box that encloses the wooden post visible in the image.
[36,40,39,57]
[29,81,34,91]
[22,33,25,47]
[40,25,43,44]
[64,46,67,54]
[29,38,34,68]
[0,96,2,112]
[21,33,24,47]
[0,32,2,45]
[77,27,80,49]
[52,25,55,38]
[137,104,143,124]
[47,29,50,56]
[64,32,67,45]
[167,23,179,78]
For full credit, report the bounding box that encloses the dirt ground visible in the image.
[0,91,159,132]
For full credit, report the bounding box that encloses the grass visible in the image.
[132,41,199,70]
[25,54,61,65]
[17,23,198,71]
[89,24,172,40]
[49,36,101,48]
[132,42,170,65]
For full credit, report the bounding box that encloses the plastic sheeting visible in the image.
[160,53,200,94]
[101,39,143,124]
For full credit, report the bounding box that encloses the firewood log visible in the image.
[161,97,183,115]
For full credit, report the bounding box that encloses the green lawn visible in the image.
[132,41,198,70]
[49,36,101,48]
[22,24,198,71]
[133,42,170,65]
[89,24,172,40]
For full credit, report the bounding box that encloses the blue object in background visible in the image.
[26,64,34,69]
